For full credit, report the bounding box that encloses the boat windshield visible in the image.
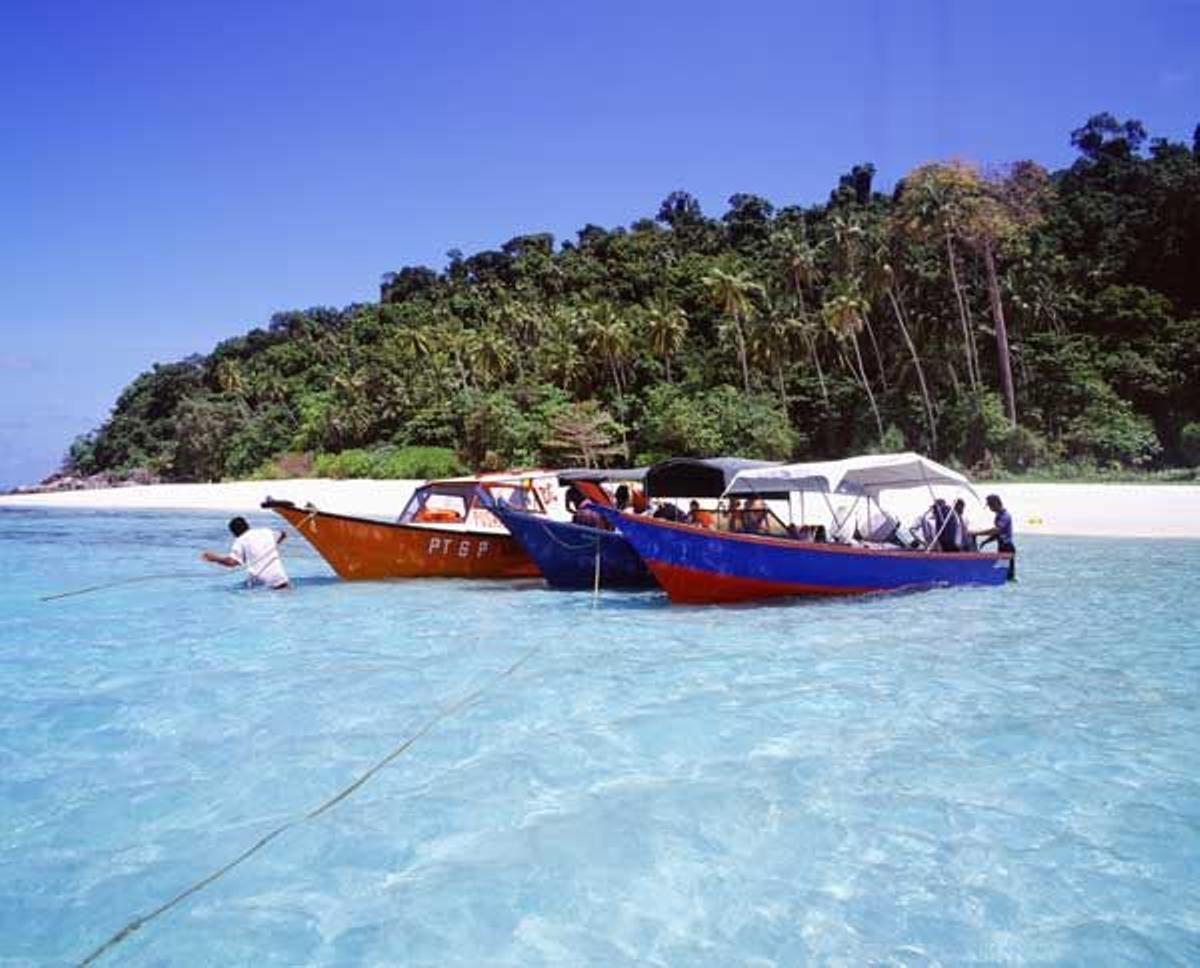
[398,480,548,528]
[398,485,472,525]
[483,482,547,515]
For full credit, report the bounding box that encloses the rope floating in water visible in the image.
[78,641,543,966]
[39,574,210,603]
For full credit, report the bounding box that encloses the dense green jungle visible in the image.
[66,114,1200,483]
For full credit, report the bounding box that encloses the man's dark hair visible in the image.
[228,516,250,537]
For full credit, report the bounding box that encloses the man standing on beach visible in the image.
[201,517,290,589]
[975,494,1016,580]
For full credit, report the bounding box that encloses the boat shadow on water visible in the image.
[592,579,1009,614]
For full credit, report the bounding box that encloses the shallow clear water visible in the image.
[2,509,1199,966]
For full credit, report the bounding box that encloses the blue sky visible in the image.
[2,0,1197,488]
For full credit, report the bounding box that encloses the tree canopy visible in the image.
[67,114,1200,482]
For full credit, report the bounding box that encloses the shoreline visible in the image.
[2,479,1199,540]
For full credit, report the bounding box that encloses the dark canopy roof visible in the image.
[644,457,781,499]
[557,467,648,484]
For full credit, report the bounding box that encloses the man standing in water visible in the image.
[201,517,290,589]
[975,494,1016,580]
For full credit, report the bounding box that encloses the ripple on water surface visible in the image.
[1,509,1199,965]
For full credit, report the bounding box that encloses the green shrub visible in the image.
[375,446,467,479]
[1179,422,1200,466]
[1063,383,1162,467]
[251,452,313,480]
[312,446,466,480]
[639,384,799,460]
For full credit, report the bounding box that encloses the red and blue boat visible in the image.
[593,453,1013,604]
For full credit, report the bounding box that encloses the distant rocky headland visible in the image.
[6,468,161,496]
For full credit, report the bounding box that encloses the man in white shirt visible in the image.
[201,517,290,589]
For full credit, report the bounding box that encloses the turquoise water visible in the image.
[2,509,1199,966]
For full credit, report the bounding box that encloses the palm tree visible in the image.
[797,313,831,410]
[773,230,825,315]
[894,164,981,391]
[702,264,764,392]
[644,295,689,382]
[866,248,938,453]
[474,326,516,389]
[821,279,885,441]
[751,306,799,415]
[829,211,888,391]
[534,305,585,394]
[580,303,632,400]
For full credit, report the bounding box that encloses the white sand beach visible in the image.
[2,479,1198,539]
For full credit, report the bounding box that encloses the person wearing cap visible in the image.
[201,516,290,589]
[974,494,1015,579]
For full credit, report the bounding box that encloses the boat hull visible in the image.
[593,508,1011,604]
[265,501,539,580]
[493,508,657,590]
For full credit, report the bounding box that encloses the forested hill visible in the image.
[67,114,1200,483]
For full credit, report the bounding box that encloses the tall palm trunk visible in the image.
[983,244,1017,425]
[946,235,979,389]
[888,289,938,454]
[804,330,829,409]
[734,318,751,392]
[850,333,885,441]
[863,314,889,391]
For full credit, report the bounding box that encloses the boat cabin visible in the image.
[399,478,549,532]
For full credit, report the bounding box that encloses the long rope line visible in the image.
[78,641,543,967]
[40,574,210,602]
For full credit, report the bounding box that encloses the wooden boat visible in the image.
[594,453,1013,604]
[262,475,555,580]
[492,469,656,590]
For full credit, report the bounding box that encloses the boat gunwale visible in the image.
[263,499,526,539]
[606,509,1012,563]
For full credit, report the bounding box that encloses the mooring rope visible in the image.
[39,574,211,602]
[78,641,543,966]
[538,520,602,553]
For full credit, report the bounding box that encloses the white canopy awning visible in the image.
[725,452,978,499]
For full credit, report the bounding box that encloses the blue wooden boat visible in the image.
[593,453,1013,604]
[492,506,657,589]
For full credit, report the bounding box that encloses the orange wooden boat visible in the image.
[263,476,557,580]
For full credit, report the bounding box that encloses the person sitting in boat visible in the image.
[686,500,714,528]
[630,487,649,514]
[740,497,769,534]
[933,499,965,552]
[564,484,586,515]
[912,500,961,551]
[954,498,978,551]
[723,497,743,532]
[201,517,290,589]
[652,500,685,522]
[975,494,1016,579]
[614,485,631,511]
